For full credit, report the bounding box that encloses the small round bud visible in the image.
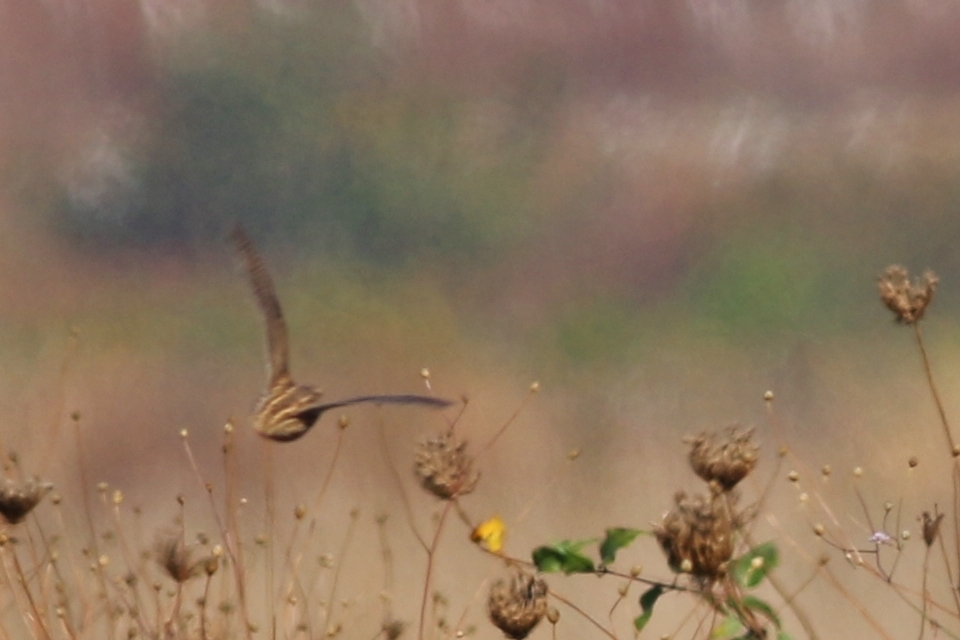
[813,524,825,537]
[853,467,863,478]
[338,415,349,429]
[679,558,693,573]
[420,368,430,379]
[763,390,774,402]
[952,445,960,458]
[630,565,642,578]
[97,482,108,493]
[294,505,307,520]
[902,530,911,541]
[547,607,560,624]
[788,470,799,482]
[113,490,123,505]
[530,381,540,393]
[179,429,188,439]
[224,421,234,434]
[909,456,919,468]
[750,556,764,570]
[821,465,831,477]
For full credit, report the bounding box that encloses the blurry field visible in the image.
[3,2,960,638]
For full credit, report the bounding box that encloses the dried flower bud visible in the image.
[154,533,204,583]
[415,431,479,499]
[488,569,548,639]
[877,265,938,325]
[654,492,733,581]
[0,477,53,524]
[687,427,759,491]
[922,511,944,547]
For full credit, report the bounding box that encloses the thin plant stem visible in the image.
[418,500,453,640]
[323,508,360,634]
[261,439,277,640]
[70,413,115,640]
[913,322,960,621]
[913,323,955,452]
[9,543,53,640]
[548,589,618,640]
[309,423,346,517]
[181,426,254,640]
[377,421,429,552]
[475,386,537,462]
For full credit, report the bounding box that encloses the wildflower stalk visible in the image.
[417,499,453,640]
[70,413,115,640]
[912,323,956,453]
[182,426,254,640]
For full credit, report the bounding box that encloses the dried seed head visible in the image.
[488,569,548,640]
[653,492,734,581]
[877,265,938,325]
[687,427,759,491]
[154,533,204,583]
[922,511,945,547]
[414,431,479,500]
[0,477,53,524]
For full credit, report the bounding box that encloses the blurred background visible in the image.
[3,0,960,636]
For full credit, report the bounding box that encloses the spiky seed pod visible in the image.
[654,491,734,581]
[488,569,548,640]
[0,477,52,524]
[414,431,479,499]
[687,427,759,491]
[877,265,938,325]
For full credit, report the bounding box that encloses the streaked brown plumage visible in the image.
[232,225,452,442]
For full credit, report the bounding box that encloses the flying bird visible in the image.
[232,225,452,442]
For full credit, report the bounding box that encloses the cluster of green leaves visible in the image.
[532,530,791,639]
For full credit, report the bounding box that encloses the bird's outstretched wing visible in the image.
[301,393,454,417]
[232,225,291,386]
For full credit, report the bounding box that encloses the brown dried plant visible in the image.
[0,477,52,525]
[877,265,938,325]
[414,430,479,499]
[654,490,735,581]
[488,568,548,640]
[687,426,759,492]
[155,532,213,583]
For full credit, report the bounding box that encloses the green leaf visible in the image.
[633,585,665,632]
[599,528,642,565]
[532,540,596,574]
[733,541,779,588]
[741,595,781,629]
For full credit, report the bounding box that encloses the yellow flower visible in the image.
[471,515,506,553]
